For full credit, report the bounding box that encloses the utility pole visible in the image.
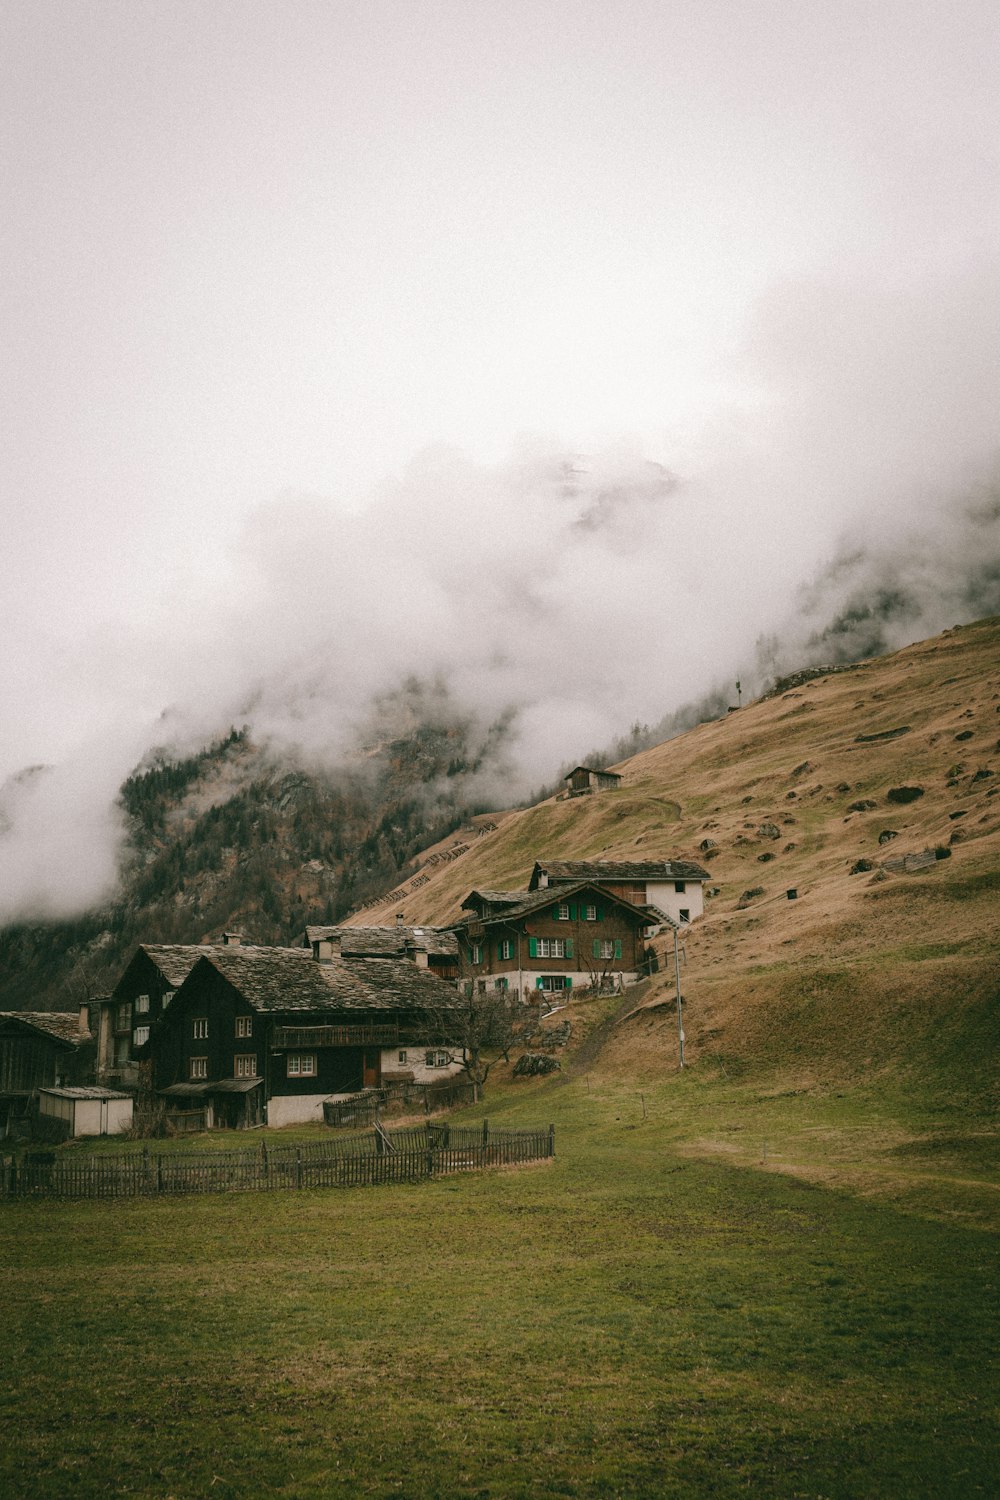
[736,678,742,709]
[673,925,685,1069]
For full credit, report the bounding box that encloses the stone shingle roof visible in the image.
[530,858,711,887]
[301,925,459,958]
[456,881,655,928]
[135,943,235,988]
[459,890,533,911]
[0,1011,90,1045]
[185,947,464,1015]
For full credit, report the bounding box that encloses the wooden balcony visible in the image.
[271,1024,398,1050]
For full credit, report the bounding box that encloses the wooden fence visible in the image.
[0,1121,554,1201]
[323,1079,477,1128]
[882,849,938,874]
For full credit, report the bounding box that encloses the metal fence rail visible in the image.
[0,1122,555,1201]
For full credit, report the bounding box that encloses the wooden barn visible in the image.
[562,765,622,796]
[0,1010,95,1134]
[151,940,466,1128]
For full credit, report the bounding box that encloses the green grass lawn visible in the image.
[2,1071,997,1499]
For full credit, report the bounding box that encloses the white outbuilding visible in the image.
[37,1086,133,1137]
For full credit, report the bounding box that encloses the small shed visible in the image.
[563,766,622,796]
[37,1087,133,1138]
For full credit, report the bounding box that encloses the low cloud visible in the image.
[2,262,999,925]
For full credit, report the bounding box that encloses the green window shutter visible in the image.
[569,903,577,921]
[596,904,603,922]
[614,939,622,960]
[565,938,573,959]
[497,941,503,961]
[536,977,545,990]
[593,939,600,959]
[566,977,572,989]
[529,937,538,959]
[552,905,560,920]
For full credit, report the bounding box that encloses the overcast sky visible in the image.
[2,1,999,918]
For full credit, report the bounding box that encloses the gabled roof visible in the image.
[120,943,234,990]
[300,925,459,958]
[0,1011,90,1045]
[179,947,464,1015]
[459,890,532,912]
[529,858,710,889]
[563,765,622,780]
[456,881,655,928]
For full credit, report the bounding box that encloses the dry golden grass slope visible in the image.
[350,617,1000,1111]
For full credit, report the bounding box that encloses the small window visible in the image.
[162,990,175,1009]
[494,977,508,990]
[235,1015,253,1038]
[286,1053,316,1077]
[598,939,615,960]
[193,1018,208,1040]
[135,994,150,1015]
[190,1056,208,1079]
[537,975,570,992]
[133,1026,150,1047]
[424,1050,450,1068]
[557,903,570,920]
[234,1054,257,1078]
[115,1003,131,1032]
[584,904,596,921]
[674,881,686,894]
[398,1050,407,1064]
[470,942,483,965]
[537,937,566,959]
[436,1050,449,1067]
[679,909,690,923]
[499,939,513,960]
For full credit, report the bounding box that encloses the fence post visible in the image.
[156,1155,164,1194]
[482,1118,489,1146]
[548,1124,555,1157]
[260,1141,269,1181]
[295,1148,303,1189]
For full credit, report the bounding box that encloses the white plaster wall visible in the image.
[386,1048,465,1084]
[645,881,704,924]
[265,1093,329,1127]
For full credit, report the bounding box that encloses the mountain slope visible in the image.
[348,616,1000,1111]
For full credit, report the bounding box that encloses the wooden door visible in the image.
[362,1049,380,1089]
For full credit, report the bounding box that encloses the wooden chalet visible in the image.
[0,1010,95,1134]
[528,858,711,925]
[454,881,659,998]
[152,941,466,1128]
[297,924,460,982]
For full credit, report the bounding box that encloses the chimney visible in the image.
[396,912,404,926]
[312,934,342,963]
[78,1002,90,1037]
[404,941,429,969]
[223,932,242,946]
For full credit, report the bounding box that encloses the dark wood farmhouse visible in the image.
[152,940,466,1128]
[96,940,242,1088]
[297,924,460,982]
[528,858,711,925]
[454,881,658,998]
[0,1010,95,1133]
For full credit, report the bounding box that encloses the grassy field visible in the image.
[3,1065,997,1499]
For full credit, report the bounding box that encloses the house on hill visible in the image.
[296,924,460,982]
[454,882,660,998]
[528,859,711,925]
[0,1010,95,1133]
[562,765,622,796]
[96,938,244,1088]
[151,939,466,1128]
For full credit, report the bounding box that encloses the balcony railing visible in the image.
[271,1024,398,1050]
